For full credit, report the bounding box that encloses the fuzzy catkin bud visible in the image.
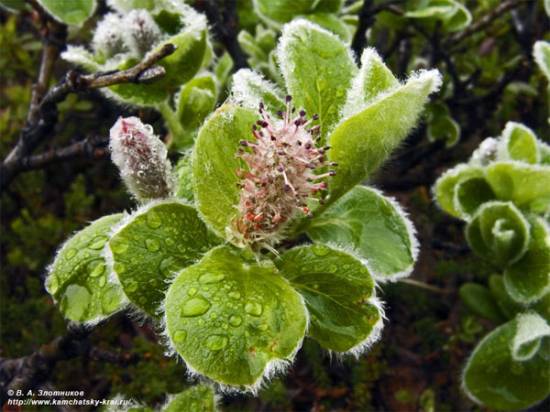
[123,9,163,57]
[92,13,127,58]
[109,117,175,202]
[230,97,333,249]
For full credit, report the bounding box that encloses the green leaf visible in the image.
[426,102,460,148]
[510,312,550,361]
[534,40,550,81]
[463,314,550,410]
[254,0,343,24]
[164,246,308,389]
[277,244,382,353]
[276,20,357,140]
[504,217,550,304]
[308,186,418,280]
[38,0,96,26]
[173,73,218,149]
[433,165,485,219]
[303,13,351,42]
[341,48,399,119]
[328,69,441,201]
[453,176,496,219]
[163,385,216,412]
[193,104,258,239]
[108,200,219,316]
[230,68,285,113]
[459,283,505,323]
[175,153,194,203]
[498,122,539,164]
[485,161,550,211]
[0,0,26,12]
[465,201,530,267]
[488,274,523,320]
[45,214,127,324]
[405,0,471,32]
[533,292,550,323]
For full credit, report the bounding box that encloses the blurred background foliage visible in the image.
[0,0,549,410]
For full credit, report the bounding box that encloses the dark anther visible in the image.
[285,95,292,102]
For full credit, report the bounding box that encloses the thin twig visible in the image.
[446,0,530,46]
[399,278,450,295]
[0,44,176,190]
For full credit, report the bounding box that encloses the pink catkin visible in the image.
[231,97,335,248]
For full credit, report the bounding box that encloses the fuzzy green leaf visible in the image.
[308,186,418,280]
[405,0,471,32]
[453,176,495,219]
[341,48,399,118]
[277,244,382,353]
[328,69,441,201]
[46,214,127,324]
[459,283,504,323]
[465,201,530,267]
[488,275,523,320]
[108,200,219,316]
[485,162,550,212]
[193,104,258,239]
[277,20,357,140]
[38,0,95,26]
[534,40,550,81]
[175,153,194,203]
[231,68,285,113]
[426,102,460,148]
[433,165,485,219]
[304,13,351,42]
[164,246,307,388]
[498,122,539,164]
[504,217,550,304]
[463,314,550,410]
[163,385,216,412]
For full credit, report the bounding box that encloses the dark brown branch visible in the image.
[351,0,375,62]
[446,0,530,46]
[17,135,108,172]
[0,43,176,190]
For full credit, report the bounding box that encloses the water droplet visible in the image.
[229,315,242,326]
[145,238,160,252]
[101,285,120,313]
[328,265,338,273]
[228,291,241,299]
[199,272,225,284]
[181,296,211,317]
[245,301,263,317]
[47,276,59,294]
[312,244,329,256]
[146,211,162,229]
[66,248,77,259]
[258,323,268,331]
[89,236,108,250]
[111,240,128,254]
[173,330,187,343]
[90,262,106,278]
[98,276,106,287]
[61,284,90,321]
[126,281,138,293]
[165,237,175,247]
[188,287,198,296]
[206,334,228,351]
[114,262,126,274]
[209,312,218,320]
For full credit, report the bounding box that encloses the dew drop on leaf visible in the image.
[89,262,106,278]
[47,276,59,294]
[114,262,126,274]
[145,238,160,252]
[101,285,120,313]
[66,249,77,259]
[111,240,129,254]
[88,236,109,250]
[146,211,162,229]
[181,296,211,317]
[187,287,198,296]
[199,272,225,284]
[126,281,138,292]
[311,244,329,257]
[228,291,241,299]
[61,284,90,321]
[245,301,263,317]
[206,334,228,351]
[173,330,187,343]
